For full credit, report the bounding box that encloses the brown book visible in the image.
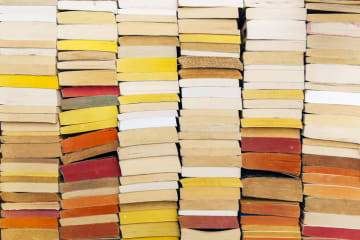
[303,154,360,170]
[241,199,300,218]
[1,192,60,203]
[179,68,242,79]
[60,177,119,194]
[305,197,360,215]
[179,56,243,69]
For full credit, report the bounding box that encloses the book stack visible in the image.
[0,1,60,240]
[116,0,181,239]
[57,1,120,239]
[302,1,360,239]
[177,1,243,239]
[241,0,306,239]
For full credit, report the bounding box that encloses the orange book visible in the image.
[61,194,119,209]
[0,217,58,228]
[241,199,300,218]
[303,166,360,177]
[304,185,360,200]
[241,216,299,226]
[61,205,119,218]
[303,173,360,188]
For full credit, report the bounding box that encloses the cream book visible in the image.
[244,82,304,90]
[57,24,117,41]
[180,78,239,87]
[118,0,177,10]
[118,143,178,159]
[120,172,179,185]
[57,1,118,13]
[0,87,60,106]
[247,20,306,40]
[179,0,243,7]
[306,64,360,84]
[246,40,306,52]
[181,167,241,178]
[119,81,179,95]
[117,9,177,23]
[308,22,360,38]
[302,139,360,159]
[246,8,306,20]
[119,181,178,193]
[304,125,360,144]
[182,87,241,98]
[0,48,56,56]
[0,6,56,22]
[245,0,304,8]
[182,98,242,110]
[118,22,178,36]
[305,90,360,106]
[119,116,177,131]
[245,70,304,82]
[243,109,302,119]
[245,65,304,71]
[118,110,178,120]
[178,7,239,19]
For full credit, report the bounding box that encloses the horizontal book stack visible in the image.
[302,1,360,239]
[241,0,305,239]
[116,0,181,239]
[0,1,60,240]
[177,0,243,239]
[57,1,120,239]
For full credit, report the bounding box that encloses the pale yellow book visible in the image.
[117,58,177,73]
[241,118,303,129]
[118,72,178,81]
[180,34,241,44]
[243,90,304,99]
[119,209,178,225]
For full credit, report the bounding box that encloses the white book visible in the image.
[182,87,241,98]
[179,210,238,216]
[179,0,243,7]
[246,40,306,52]
[247,20,306,41]
[118,8,176,16]
[245,0,304,8]
[0,6,56,22]
[181,50,240,58]
[181,167,241,178]
[58,1,117,13]
[306,64,360,85]
[246,8,306,20]
[182,98,242,110]
[304,212,360,230]
[0,87,60,106]
[57,24,117,41]
[308,22,360,38]
[119,81,179,95]
[243,109,302,119]
[245,70,304,83]
[0,48,56,56]
[118,46,177,58]
[119,181,178,193]
[245,65,304,71]
[305,90,360,106]
[180,78,239,87]
[118,110,178,120]
[244,82,304,90]
[118,0,177,10]
[118,116,177,131]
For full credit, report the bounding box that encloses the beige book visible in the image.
[305,82,360,93]
[1,122,59,132]
[57,60,116,70]
[244,82,304,90]
[180,140,241,156]
[246,40,306,52]
[305,103,360,116]
[243,99,304,109]
[119,81,179,95]
[119,36,179,46]
[118,22,178,36]
[0,182,58,193]
[244,51,304,65]
[118,143,178,160]
[243,109,302,119]
[302,139,360,159]
[308,13,360,22]
[0,0,57,5]
[119,156,181,176]
[305,197,360,215]
[57,11,116,24]
[181,187,241,200]
[181,229,240,240]
[0,113,58,124]
[1,143,62,158]
[180,109,238,117]
[1,162,58,173]
[120,173,179,185]
[60,214,118,226]
[116,14,177,23]
[2,229,59,240]
[178,7,239,19]
[120,201,178,212]
[242,127,300,138]
[179,131,241,140]
[179,19,240,35]
[62,187,119,200]
[182,156,242,167]
[308,35,360,51]
[306,50,360,64]
[182,98,242,110]
[180,199,239,211]
[0,22,56,42]
[306,3,360,13]
[1,158,59,164]
[303,212,360,229]
[0,106,59,114]
[0,55,56,75]
[58,51,116,61]
[180,115,240,126]
[119,189,178,204]
[181,43,240,53]
[304,114,360,128]
[303,125,360,144]
[58,24,117,41]
[245,69,304,82]
[119,102,179,113]
[59,70,117,86]
[2,202,60,210]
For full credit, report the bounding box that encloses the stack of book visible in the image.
[116,0,181,239]
[177,1,243,239]
[57,1,121,239]
[0,1,60,240]
[302,1,360,239]
[241,0,306,239]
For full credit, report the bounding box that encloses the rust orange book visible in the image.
[241,200,300,218]
[61,194,119,209]
[0,217,58,228]
[303,166,360,177]
[61,205,119,218]
[241,216,299,226]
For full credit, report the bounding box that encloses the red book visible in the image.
[60,222,120,239]
[60,157,121,182]
[303,226,360,240]
[62,86,120,98]
[1,210,59,218]
[179,216,239,229]
[242,137,301,154]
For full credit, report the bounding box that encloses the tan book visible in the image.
[179,131,241,140]
[1,192,59,202]
[1,143,62,158]
[0,136,61,144]
[120,201,178,212]
[58,51,116,61]
[303,139,360,159]
[58,24,117,41]
[242,128,300,138]
[181,229,240,240]
[182,156,242,167]
[118,22,178,36]
[1,162,58,173]
[2,202,59,210]
[59,70,117,86]
[179,19,240,35]
[116,14,177,23]
[119,189,178,204]
[0,113,58,123]
[57,61,116,70]
[120,173,179,185]
[305,197,360,215]
[308,35,360,51]
[244,51,304,65]
[179,56,243,70]
[57,11,116,24]
[0,105,59,114]
[62,187,119,200]
[305,103,360,117]
[119,102,179,113]
[60,214,118,226]
[308,13,360,22]
[306,82,360,93]
[1,122,59,132]
[0,176,58,184]
[119,36,179,46]
[180,199,239,211]
[0,55,56,75]
[2,229,59,240]
[121,222,179,238]
[181,187,241,200]
[118,143,178,160]
[180,140,241,156]
[0,182,58,193]
[178,7,239,19]
[1,158,59,164]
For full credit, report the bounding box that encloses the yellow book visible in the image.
[121,237,178,240]
[119,209,178,225]
[180,34,241,44]
[60,119,118,135]
[2,131,59,136]
[181,178,243,188]
[59,106,118,126]
[57,11,116,24]
[118,72,178,81]
[117,58,177,73]
[57,40,117,53]
[121,222,180,239]
[119,94,180,105]
[243,90,304,100]
[0,75,59,89]
[1,172,59,177]
[241,118,303,129]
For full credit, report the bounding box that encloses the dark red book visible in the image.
[60,157,121,182]
[303,226,360,240]
[62,86,120,98]
[1,210,59,218]
[242,137,301,154]
[179,216,239,229]
[60,222,120,239]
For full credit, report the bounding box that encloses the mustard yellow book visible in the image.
[180,34,241,44]
[119,209,178,225]
[119,94,180,105]
[57,11,116,24]
[241,118,303,129]
[58,40,117,53]
[243,90,304,100]
[118,72,178,81]
[242,231,301,238]
[2,131,59,136]
[0,75,59,89]
[59,106,118,126]
[1,172,59,177]
[121,222,180,238]
[181,178,243,188]
[117,58,177,73]
[121,237,178,240]
[60,119,118,135]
